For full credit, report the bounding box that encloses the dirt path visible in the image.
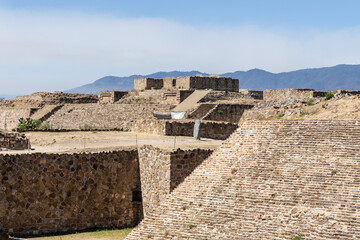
[1,131,222,154]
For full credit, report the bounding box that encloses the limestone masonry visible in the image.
[0,131,29,150]
[138,146,213,217]
[126,120,360,239]
[0,150,142,236]
[134,76,239,92]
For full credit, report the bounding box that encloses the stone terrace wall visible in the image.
[132,119,238,140]
[98,91,127,104]
[138,145,213,217]
[134,78,163,90]
[203,104,254,123]
[0,131,29,150]
[138,146,171,217]
[169,148,213,191]
[176,76,239,92]
[47,104,170,131]
[0,108,32,131]
[126,120,360,240]
[263,88,315,101]
[165,120,238,140]
[188,104,217,119]
[1,92,98,108]
[0,150,141,237]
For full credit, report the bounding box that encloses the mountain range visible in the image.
[63,64,360,93]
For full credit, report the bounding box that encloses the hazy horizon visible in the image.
[1,0,360,95]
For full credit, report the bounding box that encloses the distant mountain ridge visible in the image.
[65,65,360,94]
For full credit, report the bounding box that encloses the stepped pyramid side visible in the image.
[126,120,360,240]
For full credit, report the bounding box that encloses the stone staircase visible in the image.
[126,120,360,239]
[30,104,63,122]
[187,104,218,119]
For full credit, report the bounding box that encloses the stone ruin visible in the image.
[2,75,360,239]
[0,91,98,108]
[134,75,239,92]
[0,130,29,150]
[98,91,128,104]
[126,120,360,239]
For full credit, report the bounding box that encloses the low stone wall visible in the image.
[263,88,315,101]
[0,108,32,131]
[201,90,261,102]
[0,150,142,237]
[138,145,213,217]
[132,119,238,140]
[1,92,98,108]
[238,90,263,99]
[0,131,29,150]
[47,104,170,131]
[176,76,239,92]
[132,119,166,135]
[203,104,254,123]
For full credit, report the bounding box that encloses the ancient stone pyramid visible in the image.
[126,120,360,239]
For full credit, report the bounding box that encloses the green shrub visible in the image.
[276,113,285,119]
[80,124,95,131]
[303,99,314,106]
[292,235,304,240]
[217,109,223,115]
[299,111,309,117]
[188,224,197,229]
[17,118,42,131]
[40,122,51,130]
[325,91,335,100]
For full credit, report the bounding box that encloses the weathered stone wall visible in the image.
[0,92,98,108]
[0,150,141,237]
[0,131,29,150]
[238,90,264,99]
[163,77,176,89]
[178,90,195,102]
[98,91,127,104]
[169,148,213,191]
[132,119,238,140]
[174,76,191,89]
[175,76,239,92]
[47,104,170,131]
[126,120,360,240]
[263,88,315,101]
[138,145,213,217]
[188,104,217,119]
[201,90,262,102]
[0,108,32,131]
[165,120,238,140]
[132,119,166,135]
[138,145,171,217]
[202,104,254,123]
[134,78,163,90]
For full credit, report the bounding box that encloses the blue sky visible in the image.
[1,0,360,95]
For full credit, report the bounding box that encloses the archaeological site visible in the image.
[1,75,360,239]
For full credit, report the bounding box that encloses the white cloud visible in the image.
[0,9,360,94]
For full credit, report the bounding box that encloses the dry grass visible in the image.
[27,228,132,240]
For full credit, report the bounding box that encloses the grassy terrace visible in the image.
[26,229,132,240]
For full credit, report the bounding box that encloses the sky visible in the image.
[1,0,360,95]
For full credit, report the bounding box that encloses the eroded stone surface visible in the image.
[126,120,360,239]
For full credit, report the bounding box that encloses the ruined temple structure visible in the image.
[126,120,360,239]
[134,76,239,92]
[98,91,127,104]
